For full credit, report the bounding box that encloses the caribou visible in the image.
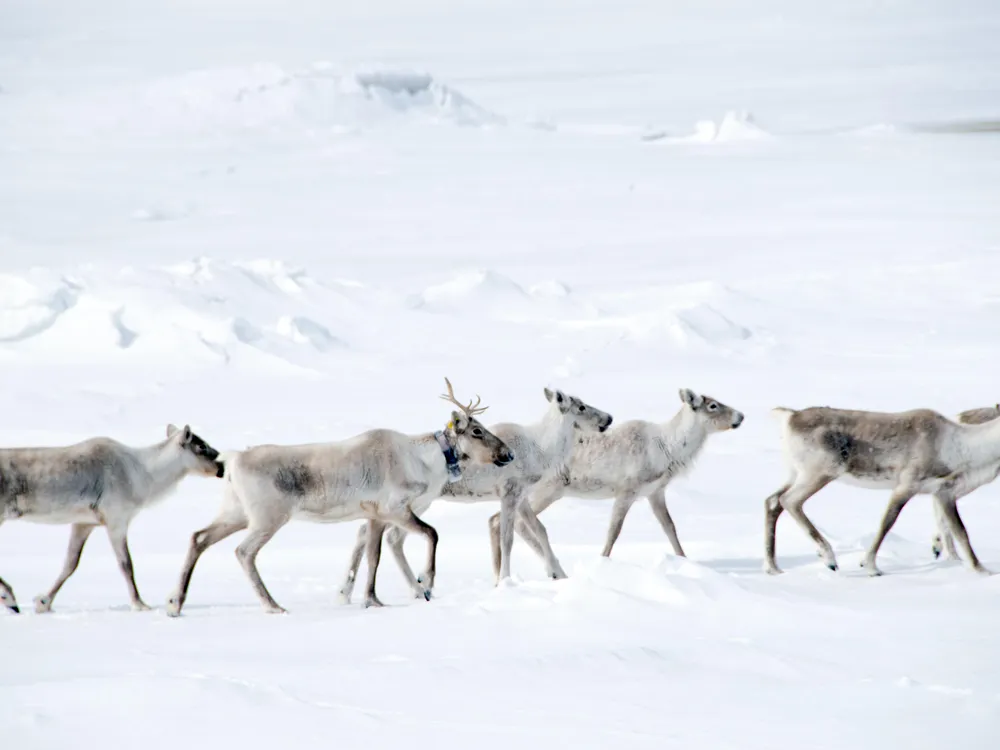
[165,379,513,615]
[930,404,1000,561]
[0,424,224,614]
[763,403,1000,576]
[337,384,612,602]
[488,388,743,565]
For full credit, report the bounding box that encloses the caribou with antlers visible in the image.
[166,379,514,615]
[338,383,613,601]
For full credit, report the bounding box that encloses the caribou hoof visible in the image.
[165,592,184,617]
[860,562,883,577]
[932,538,943,559]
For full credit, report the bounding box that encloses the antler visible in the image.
[440,377,490,417]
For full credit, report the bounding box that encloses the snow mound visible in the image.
[413,270,528,312]
[0,276,80,343]
[528,280,573,299]
[32,298,140,356]
[410,271,591,322]
[0,282,130,359]
[348,70,503,127]
[656,111,773,145]
[845,123,900,138]
[0,259,354,369]
[667,303,753,345]
[560,281,762,354]
[57,64,504,136]
[273,316,345,352]
[233,259,313,295]
[564,307,751,351]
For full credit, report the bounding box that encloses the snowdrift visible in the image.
[19,65,506,138]
[647,111,774,145]
[0,263,765,375]
[0,260,350,370]
[408,270,598,322]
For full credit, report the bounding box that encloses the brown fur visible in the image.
[765,404,1000,576]
[785,407,952,483]
[957,405,1000,426]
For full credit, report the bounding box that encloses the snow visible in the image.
[2,0,1000,747]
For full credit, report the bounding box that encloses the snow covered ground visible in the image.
[3,1,1000,747]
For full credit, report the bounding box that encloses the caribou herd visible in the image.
[1,378,998,616]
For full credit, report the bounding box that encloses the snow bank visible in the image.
[409,270,595,322]
[0,275,80,343]
[653,111,773,145]
[559,280,763,354]
[0,262,769,382]
[638,303,752,348]
[27,65,505,137]
[0,259,353,369]
[348,70,503,127]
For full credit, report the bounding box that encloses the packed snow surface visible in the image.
[2,1,1000,748]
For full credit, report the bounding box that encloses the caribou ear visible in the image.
[544,387,554,403]
[166,424,179,438]
[679,388,703,409]
[182,424,193,443]
[450,410,464,432]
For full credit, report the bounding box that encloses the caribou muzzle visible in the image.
[494,449,515,467]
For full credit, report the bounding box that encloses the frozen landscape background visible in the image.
[2,1,1000,747]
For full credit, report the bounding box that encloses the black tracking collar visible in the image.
[434,430,462,481]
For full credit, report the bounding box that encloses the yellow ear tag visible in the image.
[447,421,455,430]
